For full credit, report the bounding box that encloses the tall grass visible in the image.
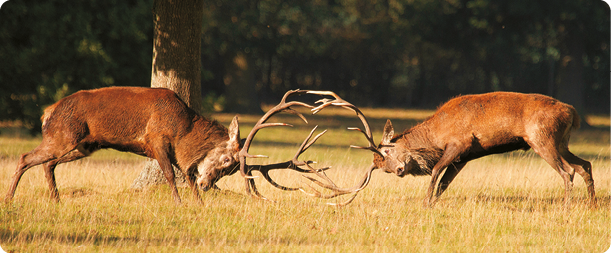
[0,109,609,252]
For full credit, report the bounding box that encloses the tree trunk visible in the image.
[131,0,203,190]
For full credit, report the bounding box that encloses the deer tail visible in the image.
[569,106,580,131]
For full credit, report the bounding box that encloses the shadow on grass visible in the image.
[209,188,250,199]
[60,187,99,199]
[0,228,134,246]
[0,228,199,249]
[468,194,609,211]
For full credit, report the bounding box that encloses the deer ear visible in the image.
[381,119,394,145]
[228,115,240,144]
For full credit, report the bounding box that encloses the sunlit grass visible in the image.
[0,109,609,252]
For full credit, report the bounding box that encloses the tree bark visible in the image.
[131,0,203,190]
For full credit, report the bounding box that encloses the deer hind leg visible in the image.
[5,142,92,203]
[42,160,60,202]
[43,148,92,202]
[560,149,595,206]
[4,143,60,203]
[527,140,575,207]
[6,148,60,202]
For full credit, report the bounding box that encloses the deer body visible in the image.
[5,87,241,204]
[375,92,595,207]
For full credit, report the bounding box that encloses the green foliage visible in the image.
[0,0,609,132]
[200,0,609,109]
[0,0,152,131]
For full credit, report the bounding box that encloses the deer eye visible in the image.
[223,157,231,164]
[384,149,390,155]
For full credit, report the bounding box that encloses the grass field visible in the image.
[0,108,609,252]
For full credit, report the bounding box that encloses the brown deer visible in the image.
[4,87,242,205]
[309,92,596,207]
[4,87,357,205]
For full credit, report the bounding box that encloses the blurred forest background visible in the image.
[0,0,609,132]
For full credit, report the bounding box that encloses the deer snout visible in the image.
[197,176,212,191]
[395,166,406,177]
[196,171,220,191]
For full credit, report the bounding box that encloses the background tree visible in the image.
[0,0,609,132]
[131,0,204,189]
[0,0,152,133]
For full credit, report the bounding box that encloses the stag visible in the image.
[317,92,596,207]
[4,87,242,205]
[4,87,365,205]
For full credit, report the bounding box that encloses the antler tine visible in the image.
[239,90,315,179]
[259,169,302,191]
[292,126,327,167]
[286,127,340,191]
[302,164,377,206]
[347,127,384,157]
[304,164,375,194]
[292,91,384,205]
[240,89,380,205]
[245,173,271,201]
[307,91,383,159]
[239,89,340,200]
[283,107,309,124]
[244,125,330,195]
[344,105,382,153]
[306,91,377,147]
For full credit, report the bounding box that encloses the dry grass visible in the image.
[0,109,609,252]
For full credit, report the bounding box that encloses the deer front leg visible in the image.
[152,152,182,205]
[185,167,204,206]
[424,144,466,208]
[433,162,467,202]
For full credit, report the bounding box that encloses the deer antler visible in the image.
[307,91,383,157]
[296,91,385,206]
[239,90,383,205]
[243,127,330,200]
[238,90,339,201]
[300,164,376,206]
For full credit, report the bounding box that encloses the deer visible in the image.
[4,87,362,205]
[305,92,596,208]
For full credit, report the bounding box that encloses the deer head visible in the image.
[196,116,241,191]
[374,120,431,177]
